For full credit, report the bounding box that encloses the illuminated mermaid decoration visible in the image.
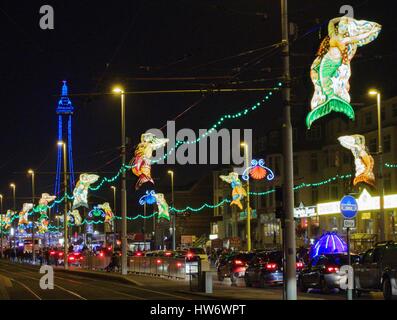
[219,172,247,210]
[98,202,114,225]
[306,17,381,128]
[338,135,375,187]
[153,193,170,221]
[132,133,169,190]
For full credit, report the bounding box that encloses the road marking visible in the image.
[0,267,87,300]
[8,277,42,300]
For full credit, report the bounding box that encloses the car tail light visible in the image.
[326,266,339,273]
[73,252,79,256]
[58,252,64,257]
[266,263,277,271]
[50,251,56,255]
[186,252,193,259]
[135,252,142,256]
[296,262,304,269]
[80,257,84,260]
[165,252,172,256]
[234,260,243,265]
[69,256,75,261]
[176,262,183,268]
[156,259,162,264]
[99,252,104,257]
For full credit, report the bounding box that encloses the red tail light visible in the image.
[156,259,162,264]
[165,252,172,256]
[296,262,304,269]
[99,252,104,257]
[176,262,183,268]
[50,251,56,255]
[266,263,277,270]
[58,252,64,257]
[69,256,75,261]
[186,252,193,259]
[326,266,339,273]
[135,252,142,256]
[234,259,243,265]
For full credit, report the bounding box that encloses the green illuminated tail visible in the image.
[306,98,355,129]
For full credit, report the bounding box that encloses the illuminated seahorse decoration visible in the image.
[37,193,56,234]
[132,133,169,190]
[3,210,15,230]
[72,173,100,209]
[69,210,82,226]
[18,203,33,233]
[98,202,114,225]
[153,193,170,221]
[307,17,381,128]
[219,172,247,210]
[338,135,375,187]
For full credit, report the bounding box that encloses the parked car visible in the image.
[244,251,286,287]
[185,247,208,263]
[217,252,255,283]
[354,241,397,300]
[298,253,359,293]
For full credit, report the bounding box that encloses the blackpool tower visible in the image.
[54,81,76,205]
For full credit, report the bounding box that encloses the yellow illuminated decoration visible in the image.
[219,172,247,210]
[72,173,100,209]
[153,193,170,221]
[98,202,114,225]
[18,203,33,233]
[132,133,169,190]
[307,17,381,128]
[338,135,375,187]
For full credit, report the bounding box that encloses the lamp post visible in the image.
[111,186,117,250]
[58,141,69,270]
[241,143,252,251]
[0,194,3,258]
[10,183,16,255]
[28,169,36,264]
[168,170,175,250]
[113,87,128,275]
[369,90,385,241]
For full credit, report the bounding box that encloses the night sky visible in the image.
[1,0,396,227]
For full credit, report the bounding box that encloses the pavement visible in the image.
[0,259,383,300]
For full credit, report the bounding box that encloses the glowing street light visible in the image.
[241,142,252,251]
[112,85,128,275]
[369,89,385,241]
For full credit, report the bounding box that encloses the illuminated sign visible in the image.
[317,189,397,215]
[294,202,316,218]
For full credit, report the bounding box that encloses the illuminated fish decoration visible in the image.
[219,172,247,210]
[338,134,375,187]
[307,17,381,128]
[132,133,169,190]
[72,173,100,209]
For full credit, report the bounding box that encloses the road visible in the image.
[0,260,383,300]
[0,260,211,300]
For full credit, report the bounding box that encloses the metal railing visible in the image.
[80,255,111,270]
[128,256,199,280]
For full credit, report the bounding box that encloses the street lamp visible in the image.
[369,89,386,241]
[58,141,69,270]
[168,170,175,250]
[112,86,128,275]
[28,169,36,264]
[0,194,3,258]
[241,142,252,252]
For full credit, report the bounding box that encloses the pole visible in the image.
[281,0,297,300]
[0,195,3,258]
[347,226,352,300]
[170,172,175,250]
[11,185,16,258]
[62,143,69,270]
[112,187,116,251]
[377,93,385,241]
[244,145,251,251]
[30,172,36,264]
[120,92,128,275]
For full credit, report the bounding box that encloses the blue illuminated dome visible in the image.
[309,232,347,259]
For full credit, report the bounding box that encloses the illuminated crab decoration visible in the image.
[139,190,157,205]
[242,159,275,181]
